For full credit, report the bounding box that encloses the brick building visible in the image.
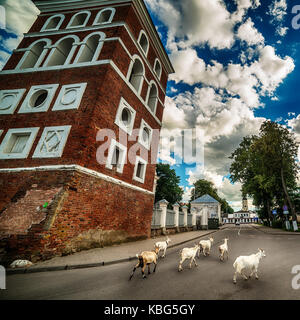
[0,0,174,262]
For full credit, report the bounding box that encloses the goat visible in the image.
[10,260,33,268]
[154,237,171,258]
[178,244,200,272]
[129,247,159,280]
[233,248,266,284]
[198,237,214,257]
[219,238,229,261]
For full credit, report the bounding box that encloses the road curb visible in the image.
[251,224,300,236]
[6,228,226,275]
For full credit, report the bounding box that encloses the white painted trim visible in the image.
[114,97,136,136]
[137,29,149,57]
[138,119,153,150]
[126,54,145,96]
[93,7,116,25]
[154,58,162,80]
[66,10,91,29]
[73,31,106,64]
[0,89,26,115]
[52,82,87,111]
[18,84,59,114]
[145,80,158,115]
[16,38,52,70]
[0,127,39,159]
[41,14,65,32]
[106,138,127,173]
[132,155,147,184]
[0,164,154,195]
[32,125,71,158]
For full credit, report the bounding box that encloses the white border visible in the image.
[18,84,59,114]
[0,127,39,159]
[93,7,116,25]
[52,82,87,111]
[137,30,149,57]
[145,80,158,114]
[154,58,162,80]
[0,89,26,115]
[114,97,136,135]
[105,138,127,173]
[138,119,153,150]
[126,54,145,96]
[41,14,65,32]
[66,10,91,29]
[32,125,71,158]
[132,155,147,184]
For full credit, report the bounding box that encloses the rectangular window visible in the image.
[133,156,147,183]
[106,139,127,173]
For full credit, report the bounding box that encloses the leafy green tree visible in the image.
[155,163,183,205]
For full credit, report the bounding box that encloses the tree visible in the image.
[229,120,299,224]
[155,163,183,205]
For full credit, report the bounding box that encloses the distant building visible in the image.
[191,194,221,229]
[223,197,258,224]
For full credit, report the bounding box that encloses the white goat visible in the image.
[178,244,200,272]
[219,238,229,261]
[198,237,214,257]
[154,237,171,258]
[129,247,159,280]
[233,248,266,284]
[10,260,33,268]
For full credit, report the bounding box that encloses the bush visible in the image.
[271,220,283,229]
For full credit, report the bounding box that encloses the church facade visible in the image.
[0,0,174,262]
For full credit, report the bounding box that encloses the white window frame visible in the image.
[154,58,162,80]
[133,156,147,184]
[138,119,153,150]
[16,38,52,70]
[66,10,91,29]
[146,80,158,114]
[93,7,116,25]
[52,83,87,111]
[126,55,145,96]
[137,30,149,57]
[0,127,39,159]
[73,32,106,64]
[32,125,71,158]
[41,14,65,32]
[105,138,127,174]
[114,97,136,135]
[0,89,26,115]
[18,84,59,114]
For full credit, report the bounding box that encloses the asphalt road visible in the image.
[1,225,300,300]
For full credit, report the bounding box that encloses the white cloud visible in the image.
[276,26,288,37]
[268,0,287,22]
[237,18,264,46]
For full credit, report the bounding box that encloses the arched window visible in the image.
[138,30,149,56]
[74,32,105,63]
[44,36,79,67]
[17,39,51,69]
[128,56,144,94]
[147,82,158,113]
[93,8,116,25]
[41,14,64,31]
[154,58,162,79]
[66,11,90,28]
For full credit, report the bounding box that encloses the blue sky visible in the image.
[0,0,299,211]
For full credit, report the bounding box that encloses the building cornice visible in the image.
[32,0,174,74]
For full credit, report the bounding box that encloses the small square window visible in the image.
[133,156,147,183]
[32,125,71,158]
[52,83,87,111]
[0,89,26,115]
[138,119,153,150]
[0,128,39,159]
[18,84,59,114]
[106,139,127,173]
[114,97,136,135]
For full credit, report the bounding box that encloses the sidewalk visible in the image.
[252,224,300,235]
[7,227,226,275]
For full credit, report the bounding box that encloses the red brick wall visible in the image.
[0,169,154,263]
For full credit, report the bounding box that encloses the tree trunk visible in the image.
[281,167,297,221]
[266,199,272,226]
